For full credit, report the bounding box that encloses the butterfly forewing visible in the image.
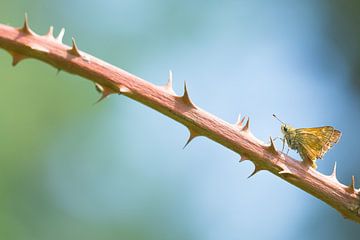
[294,126,341,168]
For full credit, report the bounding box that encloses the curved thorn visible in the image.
[236,114,242,126]
[164,70,174,92]
[20,13,33,35]
[268,137,278,155]
[330,162,337,179]
[248,165,262,179]
[9,51,27,66]
[240,116,246,126]
[46,26,54,38]
[56,28,65,43]
[94,86,114,104]
[236,114,246,127]
[239,154,249,163]
[181,82,195,108]
[242,117,250,131]
[347,176,356,193]
[68,37,81,56]
[183,129,199,149]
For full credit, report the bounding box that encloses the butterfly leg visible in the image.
[272,137,285,144]
[272,137,286,153]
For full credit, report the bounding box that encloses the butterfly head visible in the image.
[280,124,294,135]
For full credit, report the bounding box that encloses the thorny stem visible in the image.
[0,16,359,223]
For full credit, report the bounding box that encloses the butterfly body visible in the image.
[274,115,341,169]
[281,124,298,149]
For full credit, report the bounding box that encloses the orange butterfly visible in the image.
[273,114,341,169]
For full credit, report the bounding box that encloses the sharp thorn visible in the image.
[239,154,249,163]
[236,114,242,126]
[94,93,110,104]
[242,117,250,131]
[9,51,27,66]
[46,26,54,38]
[330,162,337,179]
[164,70,175,92]
[347,176,356,193]
[236,114,246,127]
[23,13,30,31]
[68,37,81,56]
[167,70,173,87]
[94,86,113,104]
[268,137,278,155]
[20,13,34,35]
[56,69,61,75]
[56,28,65,43]
[248,165,262,179]
[181,81,195,108]
[183,129,199,149]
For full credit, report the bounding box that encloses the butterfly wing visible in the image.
[295,126,341,168]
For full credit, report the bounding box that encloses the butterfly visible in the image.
[273,114,341,169]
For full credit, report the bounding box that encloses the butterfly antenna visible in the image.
[272,114,285,124]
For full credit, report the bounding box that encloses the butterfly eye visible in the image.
[284,126,288,132]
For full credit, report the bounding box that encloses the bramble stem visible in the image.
[0,18,359,223]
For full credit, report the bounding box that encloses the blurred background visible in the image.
[1,0,360,239]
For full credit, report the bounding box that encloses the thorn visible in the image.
[160,70,175,94]
[20,13,34,35]
[268,137,278,155]
[248,165,262,179]
[235,114,246,127]
[183,128,199,149]
[330,162,337,180]
[56,28,65,43]
[46,26,54,38]
[68,37,81,56]
[180,82,195,108]
[94,84,114,104]
[8,51,27,66]
[347,176,356,193]
[166,70,173,89]
[56,69,61,75]
[239,154,249,163]
[163,70,175,93]
[242,117,250,131]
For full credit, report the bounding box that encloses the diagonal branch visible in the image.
[0,15,359,223]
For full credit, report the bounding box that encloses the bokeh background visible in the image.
[1,1,360,239]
